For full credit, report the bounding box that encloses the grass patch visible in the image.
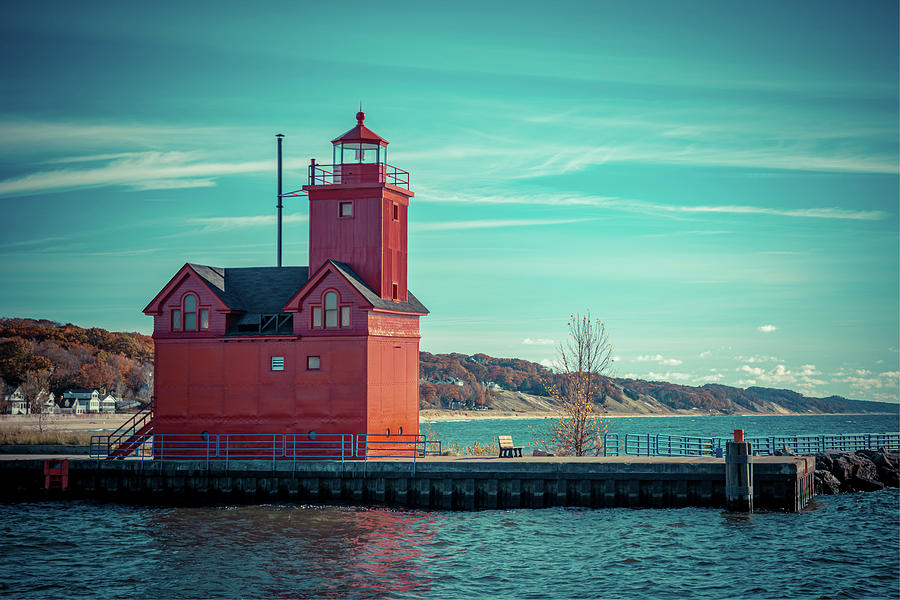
[0,427,92,446]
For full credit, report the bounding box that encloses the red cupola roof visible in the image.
[331,111,389,146]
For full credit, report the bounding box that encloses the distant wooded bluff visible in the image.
[1,319,894,416]
[419,351,897,416]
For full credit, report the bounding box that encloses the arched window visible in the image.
[183,294,198,330]
[171,293,208,332]
[324,292,338,327]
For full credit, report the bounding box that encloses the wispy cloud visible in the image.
[635,354,682,366]
[0,150,310,198]
[416,218,590,232]
[522,338,554,346]
[758,324,778,333]
[424,191,886,221]
[188,214,308,232]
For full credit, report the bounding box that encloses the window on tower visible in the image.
[183,294,198,330]
[339,202,353,218]
[392,202,400,221]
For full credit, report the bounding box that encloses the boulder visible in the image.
[878,466,899,488]
[857,448,899,470]
[815,454,834,472]
[814,470,841,495]
[830,455,855,483]
[774,445,797,456]
[847,476,885,492]
[847,454,879,481]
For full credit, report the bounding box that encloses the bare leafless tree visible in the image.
[537,312,613,456]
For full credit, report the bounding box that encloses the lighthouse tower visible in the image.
[305,111,411,302]
[141,112,427,455]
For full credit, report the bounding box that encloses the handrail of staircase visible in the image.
[108,396,155,449]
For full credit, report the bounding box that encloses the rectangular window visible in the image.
[307,356,320,370]
[172,309,182,330]
[392,202,400,221]
[312,306,322,328]
[339,202,353,217]
[271,356,285,371]
[392,283,399,301]
[341,306,350,327]
[199,309,209,330]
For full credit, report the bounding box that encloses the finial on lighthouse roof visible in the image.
[356,110,365,125]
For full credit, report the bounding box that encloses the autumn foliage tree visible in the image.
[537,313,613,456]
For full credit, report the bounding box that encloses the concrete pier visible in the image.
[0,455,815,512]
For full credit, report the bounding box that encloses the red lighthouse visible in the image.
[140,113,427,457]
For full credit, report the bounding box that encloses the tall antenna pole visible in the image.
[276,133,284,267]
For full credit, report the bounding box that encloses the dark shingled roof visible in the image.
[189,264,309,312]
[328,260,429,315]
[188,261,428,325]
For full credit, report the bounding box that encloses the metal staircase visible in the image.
[105,397,154,459]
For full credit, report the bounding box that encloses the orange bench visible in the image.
[498,435,523,458]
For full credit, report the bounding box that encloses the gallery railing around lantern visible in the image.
[308,161,410,190]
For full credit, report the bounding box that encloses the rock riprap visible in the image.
[813,448,898,494]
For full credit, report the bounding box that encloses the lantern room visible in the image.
[329,111,389,185]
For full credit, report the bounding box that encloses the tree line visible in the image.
[0,318,152,408]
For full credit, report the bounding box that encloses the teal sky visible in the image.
[1,1,898,403]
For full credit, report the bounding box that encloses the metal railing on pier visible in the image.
[90,431,898,466]
[90,433,431,469]
[618,432,899,457]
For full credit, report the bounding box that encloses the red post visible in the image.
[734,429,744,443]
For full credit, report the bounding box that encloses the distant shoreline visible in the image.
[419,410,898,422]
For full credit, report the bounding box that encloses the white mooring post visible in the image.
[725,429,753,512]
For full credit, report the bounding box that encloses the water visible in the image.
[422,413,900,453]
[1,492,898,599]
[2,414,899,599]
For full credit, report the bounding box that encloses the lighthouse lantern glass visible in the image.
[335,142,382,165]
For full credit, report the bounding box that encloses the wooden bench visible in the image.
[498,435,524,458]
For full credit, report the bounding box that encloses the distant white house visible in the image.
[39,391,56,414]
[100,394,117,414]
[6,387,28,415]
[4,388,56,414]
[60,389,100,414]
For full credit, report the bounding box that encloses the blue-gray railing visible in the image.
[90,433,432,469]
[90,431,898,464]
[619,432,899,457]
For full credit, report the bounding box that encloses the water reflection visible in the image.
[141,505,450,598]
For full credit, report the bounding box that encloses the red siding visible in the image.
[154,337,367,436]
[292,270,369,337]
[307,185,411,300]
[152,273,228,338]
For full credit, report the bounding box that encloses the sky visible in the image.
[1,0,898,403]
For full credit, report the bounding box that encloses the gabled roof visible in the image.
[329,261,429,315]
[331,111,388,146]
[144,264,309,316]
[284,260,428,316]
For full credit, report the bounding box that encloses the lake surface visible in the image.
[421,413,900,453]
[2,414,898,599]
[1,491,898,599]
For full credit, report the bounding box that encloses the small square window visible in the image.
[307,356,320,370]
[312,306,322,328]
[392,283,399,301]
[341,306,350,327]
[339,202,353,217]
[392,202,400,221]
[271,356,285,371]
